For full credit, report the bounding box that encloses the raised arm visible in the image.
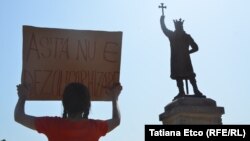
[106,83,122,133]
[160,15,172,37]
[14,84,36,130]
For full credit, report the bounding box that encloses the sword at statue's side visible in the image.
[185,79,189,95]
[158,3,167,16]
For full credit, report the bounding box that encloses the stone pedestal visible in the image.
[159,96,224,124]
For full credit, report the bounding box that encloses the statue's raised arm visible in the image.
[159,3,172,37]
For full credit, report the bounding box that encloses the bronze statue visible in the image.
[159,3,204,99]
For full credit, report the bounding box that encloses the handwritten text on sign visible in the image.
[22,26,122,101]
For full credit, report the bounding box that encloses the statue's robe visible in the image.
[161,18,198,79]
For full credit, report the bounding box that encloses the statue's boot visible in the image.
[190,78,203,96]
[174,79,185,100]
[173,89,185,100]
[194,88,203,96]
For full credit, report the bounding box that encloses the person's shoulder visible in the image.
[34,116,63,129]
[40,116,62,119]
[88,118,106,122]
[35,116,62,121]
[87,119,108,131]
[87,119,107,125]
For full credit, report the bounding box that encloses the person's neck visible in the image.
[68,113,87,120]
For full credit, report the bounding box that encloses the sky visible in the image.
[1,0,250,141]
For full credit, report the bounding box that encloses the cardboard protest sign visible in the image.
[21,26,122,101]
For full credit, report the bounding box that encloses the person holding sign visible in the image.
[15,82,122,141]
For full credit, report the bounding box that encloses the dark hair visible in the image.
[62,82,91,119]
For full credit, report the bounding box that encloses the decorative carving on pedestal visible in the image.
[159,96,224,125]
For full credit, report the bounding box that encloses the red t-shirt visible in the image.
[35,117,108,141]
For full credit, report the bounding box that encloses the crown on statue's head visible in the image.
[173,18,184,28]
